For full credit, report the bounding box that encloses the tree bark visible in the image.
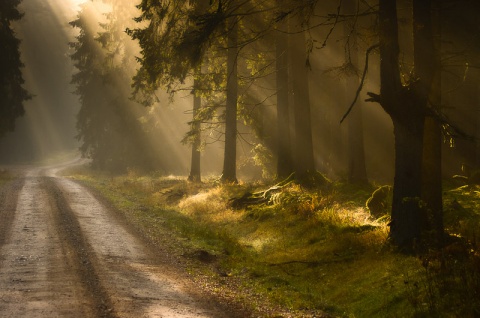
[221,15,238,183]
[390,116,425,248]
[188,74,202,182]
[289,16,315,182]
[275,1,293,179]
[377,0,427,248]
[421,1,443,246]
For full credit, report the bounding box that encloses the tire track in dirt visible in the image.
[0,172,95,317]
[50,175,229,317]
[45,176,115,317]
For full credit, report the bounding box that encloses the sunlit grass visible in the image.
[65,165,480,317]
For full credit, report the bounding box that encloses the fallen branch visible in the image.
[229,173,295,209]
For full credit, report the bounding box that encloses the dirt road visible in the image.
[0,165,232,317]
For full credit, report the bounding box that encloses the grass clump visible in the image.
[65,166,480,317]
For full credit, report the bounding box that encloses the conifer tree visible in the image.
[70,0,151,171]
[0,0,31,137]
[129,1,210,181]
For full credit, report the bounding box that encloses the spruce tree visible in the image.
[70,0,150,171]
[0,0,31,137]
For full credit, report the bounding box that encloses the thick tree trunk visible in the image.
[289,17,315,182]
[275,3,293,179]
[378,0,402,106]
[378,0,427,248]
[390,117,425,247]
[188,75,201,182]
[221,16,238,183]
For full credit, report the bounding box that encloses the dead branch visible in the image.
[340,43,380,124]
[229,173,295,209]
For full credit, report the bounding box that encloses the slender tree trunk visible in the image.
[344,0,368,184]
[421,1,443,246]
[347,100,368,183]
[476,81,480,167]
[289,17,315,182]
[275,2,293,179]
[221,16,238,183]
[188,74,202,182]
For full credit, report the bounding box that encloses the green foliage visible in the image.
[0,0,31,137]
[127,0,283,161]
[128,1,208,105]
[250,143,274,179]
[70,1,153,172]
[443,183,480,241]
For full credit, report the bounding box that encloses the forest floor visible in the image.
[2,161,479,317]
[59,164,480,317]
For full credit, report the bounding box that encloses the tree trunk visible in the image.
[377,0,427,248]
[390,116,425,247]
[221,16,238,183]
[421,1,443,246]
[422,115,443,244]
[347,100,368,184]
[289,17,315,182]
[275,2,293,179]
[188,74,202,182]
[344,0,368,184]
[378,0,402,107]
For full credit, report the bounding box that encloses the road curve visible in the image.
[0,165,230,317]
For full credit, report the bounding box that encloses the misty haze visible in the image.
[0,0,479,317]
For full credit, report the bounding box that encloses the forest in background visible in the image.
[63,0,480,248]
[69,0,479,184]
[2,0,479,183]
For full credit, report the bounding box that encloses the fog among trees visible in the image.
[2,0,480,249]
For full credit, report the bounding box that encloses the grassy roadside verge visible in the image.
[63,166,480,317]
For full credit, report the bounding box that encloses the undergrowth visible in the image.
[65,166,480,317]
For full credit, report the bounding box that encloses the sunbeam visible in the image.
[0,0,85,163]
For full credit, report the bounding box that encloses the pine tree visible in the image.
[70,0,151,171]
[0,0,31,137]
[129,1,211,180]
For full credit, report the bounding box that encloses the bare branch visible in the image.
[320,0,343,49]
[340,43,379,123]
